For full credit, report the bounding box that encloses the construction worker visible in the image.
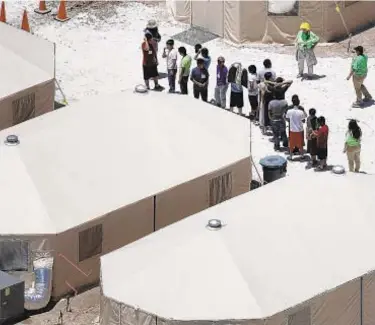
[296,22,319,79]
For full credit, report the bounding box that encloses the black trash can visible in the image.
[259,155,287,184]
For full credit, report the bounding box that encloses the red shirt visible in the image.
[142,40,157,66]
[317,125,329,148]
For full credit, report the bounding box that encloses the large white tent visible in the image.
[0,89,250,299]
[0,23,55,130]
[100,172,375,325]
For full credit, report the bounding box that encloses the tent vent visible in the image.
[5,135,20,146]
[207,219,222,230]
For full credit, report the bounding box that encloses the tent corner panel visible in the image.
[155,157,250,230]
[52,197,154,299]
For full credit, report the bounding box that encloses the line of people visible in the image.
[141,19,365,172]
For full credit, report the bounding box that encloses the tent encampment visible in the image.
[168,0,375,44]
[100,172,375,325]
[0,90,250,300]
[0,23,55,130]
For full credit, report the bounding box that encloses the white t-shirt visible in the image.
[166,48,177,70]
[258,68,276,82]
[248,74,259,96]
[286,107,307,132]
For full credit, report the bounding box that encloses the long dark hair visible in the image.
[348,119,362,140]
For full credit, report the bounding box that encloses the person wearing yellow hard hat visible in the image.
[295,22,320,79]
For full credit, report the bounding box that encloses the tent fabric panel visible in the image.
[0,23,55,77]
[238,1,323,44]
[155,157,250,231]
[166,0,191,24]
[363,271,375,325]
[223,0,241,43]
[52,197,154,299]
[191,0,224,37]
[266,277,361,325]
[322,1,375,42]
[0,79,54,131]
[100,296,156,325]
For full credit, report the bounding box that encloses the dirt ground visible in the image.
[18,287,100,325]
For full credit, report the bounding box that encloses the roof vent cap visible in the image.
[5,135,19,146]
[207,219,222,230]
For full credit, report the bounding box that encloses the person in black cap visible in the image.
[347,45,372,107]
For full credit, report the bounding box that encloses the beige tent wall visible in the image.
[166,0,191,24]
[363,271,375,325]
[52,197,154,299]
[0,23,55,76]
[223,1,241,43]
[191,0,224,37]
[155,157,251,230]
[265,278,361,325]
[239,1,323,44]
[322,1,375,42]
[0,80,55,130]
[177,1,375,44]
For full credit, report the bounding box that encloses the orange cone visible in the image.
[54,0,70,22]
[21,9,30,32]
[34,1,51,14]
[0,1,6,23]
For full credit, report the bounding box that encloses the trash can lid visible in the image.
[259,155,287,168]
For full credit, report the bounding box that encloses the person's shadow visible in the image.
[301,74,326,81]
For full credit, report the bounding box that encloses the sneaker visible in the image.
[154,85,164,91]
[363,97,373,102]
[297,74,303,78]
[352,101,363,108]
[168,89,175,93]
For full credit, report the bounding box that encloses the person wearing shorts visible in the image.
[142,32,163,91]
[314,116,329,170]
[247,65,259,119]
[286,96,307,160]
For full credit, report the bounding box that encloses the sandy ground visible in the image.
[18,287,100,325]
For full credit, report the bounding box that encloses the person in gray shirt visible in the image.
[269,98,288,151]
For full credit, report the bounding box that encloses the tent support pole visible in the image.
[360,276,363,325]
[153,195,156,232]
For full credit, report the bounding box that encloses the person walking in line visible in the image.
[343,119,362,172]
[190,58,209,102]
[194,47,211,70]
[229,63,245,115]
[259,72,273,134]
[347,46,372,108]
[286,95,307,160]
[247,65,260,120]
[177,46,192,95]
[313,116,329,170]
[162,39,178,93]
[258,59,276,82]
[214,56,228,108]
[296,22,319,79]
[306,108,319,166]
[268,97,288,151]
[142,32,163,91]
[194,44,202,55]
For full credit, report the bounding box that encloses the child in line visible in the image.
[162,39,178,93]
[306,108,318,166]
[229,63,244,115]
[314,116,329,170]
[343,119,362,172]
[247,65,259,120]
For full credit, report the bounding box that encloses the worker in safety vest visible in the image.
[296,22,319,79]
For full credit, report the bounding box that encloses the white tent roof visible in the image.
[0,90,249,235]
[101,172,375,321]
[0,24,54,99]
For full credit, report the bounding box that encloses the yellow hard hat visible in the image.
[300,22,311,31]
